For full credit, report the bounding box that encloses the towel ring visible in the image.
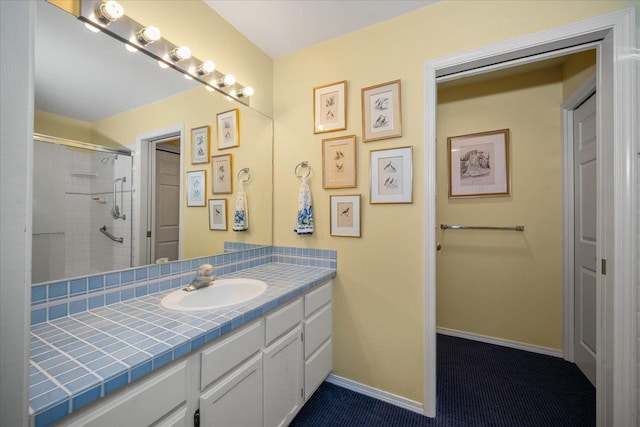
[237,167,251,182]
[294,161,311,179]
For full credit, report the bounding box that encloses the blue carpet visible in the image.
[290,334,595,426]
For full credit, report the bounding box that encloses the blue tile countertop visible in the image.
[29,262,336,426]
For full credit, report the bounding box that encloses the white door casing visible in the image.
[424,8,636,425]
[573,92,597,386]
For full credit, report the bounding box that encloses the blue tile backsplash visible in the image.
[31,245,337,325]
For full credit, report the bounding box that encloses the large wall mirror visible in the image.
[33,1,273,285]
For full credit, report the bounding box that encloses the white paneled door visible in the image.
[573,92,597,386]
[154,149,180,262]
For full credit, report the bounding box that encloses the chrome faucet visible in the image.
[183,263,216,292]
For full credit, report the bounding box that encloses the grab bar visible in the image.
[111,177,126,220]
[99,225,124,243]
[440,224,525,231]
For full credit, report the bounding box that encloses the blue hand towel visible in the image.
[294,175,314,235]
[233,179,248,231]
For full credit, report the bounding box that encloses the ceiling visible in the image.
[204,0,439,59]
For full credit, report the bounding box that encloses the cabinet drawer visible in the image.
[304,338,332,401]
[265,298,302,346]
[304,281,332,317]
[64,360,188,427]
[201,320,262,391]
[304,303,331,359]
[200,353,263,427]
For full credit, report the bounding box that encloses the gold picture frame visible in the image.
[322,134,356,189]
[361,80,402,142]
[191,125,210,164]
[313,80,347,134]
[447,129,510,198]
[217,109,240,149]
[211,153,233,194]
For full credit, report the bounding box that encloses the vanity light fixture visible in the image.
[135,26,161,46]
[237,86,254,98]
[189,60,215,77]
[169,46,192,62]
[217,74,236,88]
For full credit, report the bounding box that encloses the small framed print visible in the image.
[370,146,413,204]
[322,134,356,189]
[186,170,206,207]
[211,153,232,194]
[191,125,210,164]
[208,199,227,230]
[313,80,346,134]
[361,80,402,142]
[217,109,240,149]
[330,194,361,237]
[448,129,509,198]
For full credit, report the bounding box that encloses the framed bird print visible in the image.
[361,80,402,142]
[370,146,413,204]
[191,125,210,164]
[217,109,240,149]
[211,154,232,194]
[313,80,347,134]
[330,194,361,237]
[208,199,227,230]
[322,134,356,189]
[186,170,206,207]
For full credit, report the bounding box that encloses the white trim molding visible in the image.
[436,328,563,359]
[326,374,424,415]
[424,7,636,424]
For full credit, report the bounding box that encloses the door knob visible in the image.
[436,242,442,251]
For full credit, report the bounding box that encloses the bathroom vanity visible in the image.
[29,249,336,427]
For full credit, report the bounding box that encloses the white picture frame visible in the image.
[330,194,361,237]
[186,170,206,207]
[370,146,413,204]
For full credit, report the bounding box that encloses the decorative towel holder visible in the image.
[237,167,251,183]
[294,161,311,179]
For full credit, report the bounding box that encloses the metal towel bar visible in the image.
[99,225,124,243]
[440,224,524,231]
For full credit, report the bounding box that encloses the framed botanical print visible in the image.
[186,170,206,206]
[370,146,413,204]
[217,109,240,149]
[447,129,509,198]
[330,194,361,237]
[208,199,227,230]
[191,125,210,164]
[322,134,356,189]
[313,80,347,134]
[211,153,232,194]
[361,80,402,142]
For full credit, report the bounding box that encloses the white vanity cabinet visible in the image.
[46,280,333,427]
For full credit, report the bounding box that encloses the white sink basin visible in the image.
[160,278,267,312]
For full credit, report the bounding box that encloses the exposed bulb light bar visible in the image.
[217,74,236,88]
[135,26,161,46]
[188,60,215,77]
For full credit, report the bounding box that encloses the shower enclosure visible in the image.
[32,134,133,283]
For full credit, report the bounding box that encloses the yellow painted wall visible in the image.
[272,0,633,404]
[34,110,92,142]
[562,50,597,100]
[91,87,273,257]
[436,67,564,350]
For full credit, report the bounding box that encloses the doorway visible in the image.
[423,9,636,425]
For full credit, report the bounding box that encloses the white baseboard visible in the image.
[436,327,563,358]
[325,374,424,415]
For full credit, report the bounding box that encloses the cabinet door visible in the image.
[263,325,303,427]
[199,353,263,427]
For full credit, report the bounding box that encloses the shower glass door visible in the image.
[32,136,133,283]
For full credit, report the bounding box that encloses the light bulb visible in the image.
[238,86,254,97]
[169,46,191,62]
[218,74,236,88]
[95,1,124,25]
[136,26,161,45]
[198,61,215,76]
